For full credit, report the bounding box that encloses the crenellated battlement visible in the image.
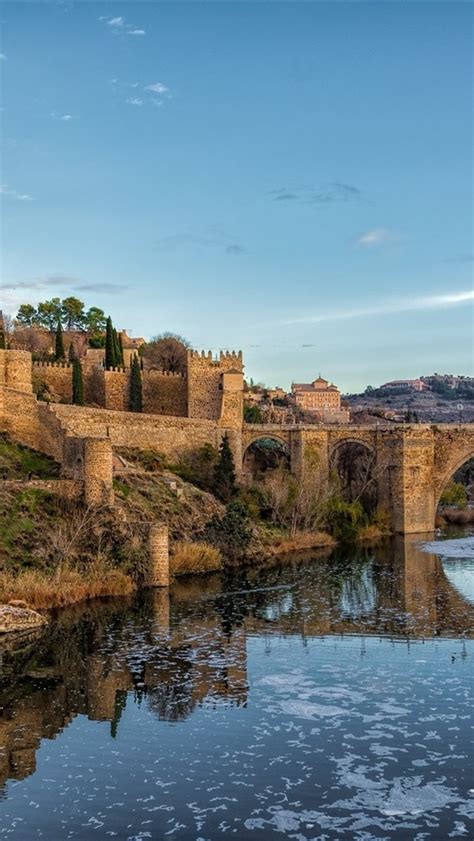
[187,349,243,368]
[33,361,71,369]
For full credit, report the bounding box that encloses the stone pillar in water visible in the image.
[146,524,170,587]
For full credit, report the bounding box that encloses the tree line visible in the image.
[16,297,107,335]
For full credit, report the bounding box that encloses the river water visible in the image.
[1,534,473,840]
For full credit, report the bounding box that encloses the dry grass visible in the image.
[170,541,222,576]
[266,531,336,555]
[0,563,135,610]
[357,523,387,542]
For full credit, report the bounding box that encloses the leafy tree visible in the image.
[325,499,367,542]
[105,317,116,369]
[129,355,143,413]
[37,298,62,332]
[140,332,190,373]
[214,433,237,502]
[72,358,84,405]
[83,306,106,334]
[61,296,85,330]
[204,501,252,560]
[16,304,38,326]
[55,321,65,360]
[439,481,467,510]
[244,405,264,424]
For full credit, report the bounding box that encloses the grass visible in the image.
[0,433,60,479]
[264,530,336,555]
[357,523,388,541]
[0,562,135,610]
[170,541,222,576]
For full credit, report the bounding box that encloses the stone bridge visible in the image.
[242,423,474,533]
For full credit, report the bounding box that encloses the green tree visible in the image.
[105,317,116,369]
[439,481,467,510]
[204,501,252,560]
[129,355,143,413]
[55,321,65,360]
[213,433,237,502]
[84,306,107,335]
[118,332,124,366]
[37,298,62,332]
[72,358,84,405]
[112,328,122,368]
[16,304,38,326]
[61,296,85,330]
[68,342,76,362]
[244,405,264,424]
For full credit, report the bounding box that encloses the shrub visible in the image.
[325,499,367,542]
[439,481,467,510]
[170,541,222,576]
[204,501,252,560]
[172,444,218,491]
[213,434,237,502]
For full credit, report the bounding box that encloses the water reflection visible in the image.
[0,535,473,838]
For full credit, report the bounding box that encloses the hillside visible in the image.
[346,389,474,424]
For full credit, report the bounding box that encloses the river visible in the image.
[1,533,473,840]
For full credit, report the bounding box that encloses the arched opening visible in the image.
[330,440,378,514]
[436,455,474,527]
[242,437,290,483]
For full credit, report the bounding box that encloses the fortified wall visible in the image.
[31,348,243,426]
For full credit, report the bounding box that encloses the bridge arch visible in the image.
[242,435,290,483]
[435,451,474,517]
[329,438,378,513]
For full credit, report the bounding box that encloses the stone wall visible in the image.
[143,371,187,416]
[33,362,72,403]
[49,403,223,460]
[0,349,33,393]
[187,350,243,425]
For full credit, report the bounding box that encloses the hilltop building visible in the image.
[380,378,427,392]
[290,376,349,423]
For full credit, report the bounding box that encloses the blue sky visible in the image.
[1,1,472,391]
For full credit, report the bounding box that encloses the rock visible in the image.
[0,604,48,634]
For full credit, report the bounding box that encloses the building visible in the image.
[291,376,342,412]
[380,378,427,392]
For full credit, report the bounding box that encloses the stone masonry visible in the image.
[1,348,474,533]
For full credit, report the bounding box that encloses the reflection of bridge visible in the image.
[242,423,474,533]
[1,538,473,791]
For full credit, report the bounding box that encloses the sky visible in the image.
[1,1,473,392]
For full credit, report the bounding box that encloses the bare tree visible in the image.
[141,333,190,374]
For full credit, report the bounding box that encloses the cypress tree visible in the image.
[72,358,84,405]
[112,328,121,368]
[55,320,65,360]
[0,311,6,350]
[129,355,143,413]
[118,332,124,366]
[105,316,115,369]
[68,342,76,362]
[213,433,237,502]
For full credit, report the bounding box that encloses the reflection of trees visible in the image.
[2,537,474,795]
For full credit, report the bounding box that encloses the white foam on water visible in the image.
[421,537,474,559]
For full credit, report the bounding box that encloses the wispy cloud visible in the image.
[268,182,363,206]
[0,184,34,201]
[1,276,124,294]
[50,111,75,121]
[126,98,143,107]
[155,232,245,256]
[0,53,7,61]
[357,228,394,247]
[100,15,146,36]
[145,82,168,94]
[284,290,474,326]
